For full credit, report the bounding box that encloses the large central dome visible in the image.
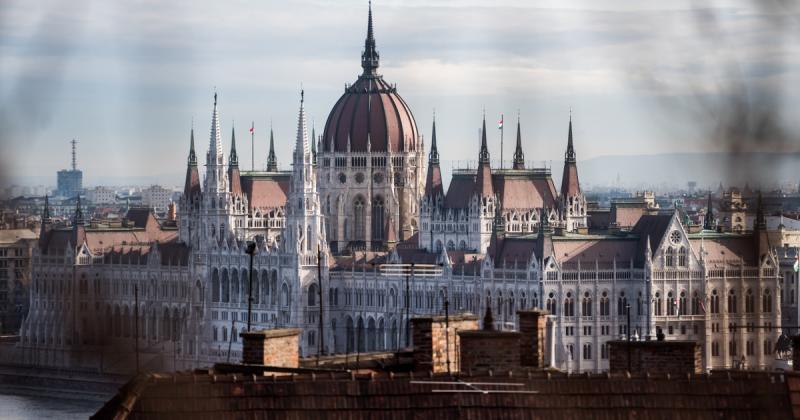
[321,4,419,154]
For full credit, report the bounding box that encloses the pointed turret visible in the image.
[424,114,443,199]
[183,128,201,199]
[294,90,311,166]
[361,1,380,76]
[266,126,278,172]
[755,191,766,230]
[560,111,580,196]
[512,115,525,169]
[205,92,226,194]
[73,195,84,226]
[228,125,242,195]
[71,195,86,252]
[39,195,51,250]
[703,193,715,230]
[311,120,317,165]
[475,114,494,198]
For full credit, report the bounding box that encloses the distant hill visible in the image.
[578,152,800,191]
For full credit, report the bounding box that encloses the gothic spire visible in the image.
[294,90,310,165]
[565,109,576,163]
[512,114,525,169]
[429,112,439,165]
[42,194,51,223]
[208,91,223,166]
[229,125,239,167]
[266,125,278,172]
[703,193,714,230]
[311,118,317,165]
[188,127,197,166]
[479,112,490,164]
[361,1,380,76]
[73,195,84,226]
[755,190,766,230]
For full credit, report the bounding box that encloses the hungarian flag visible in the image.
[249,122,254,135]
[497,116,503,130]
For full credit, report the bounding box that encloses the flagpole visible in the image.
[251,122,255,171]
[500,113,504,169]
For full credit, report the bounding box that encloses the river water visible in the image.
[0,391,102,419]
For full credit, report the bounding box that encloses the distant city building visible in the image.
[0,229,37,333]
[56,139,83,198]
[141,185,174,211]
[86,186,116,205]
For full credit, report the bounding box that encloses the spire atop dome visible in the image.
[361,1,380,76]
[229,125,238,167]
[267,125,278,172]
[512,113,524,169]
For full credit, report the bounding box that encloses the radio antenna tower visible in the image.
[71,139,77,171]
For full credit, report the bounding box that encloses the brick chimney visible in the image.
[411,314,479,373]
[457,305,522,372]
[517,309,549,368]
[167,202,177,221]
[240,329,301,367]
[608,340,702,375]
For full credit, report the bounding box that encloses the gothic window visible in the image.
[617,292,627,316]
[665,248,674,267]
[446,240,455,251]
[745,289,754,313]
[307,226,312,251]
[679,291,687,315]
[308,284,318,307]
[459,240,467,250]
[600,291,610,316]
[693,291,701,314]
[678,247,687,267]
[667,291,675,316]
[546,292,556,314]
[211,224,216,238]
[563,292,574,317]
[372,196,384,242]
[582,343,592,360]
[281,283,290,307]
[582,292,592,317]
[212,268,220,302]
[231,269,239,304]
[221,269,230,303]
[763,289,772,313]
[654,292,662,316]
[353,196,366,240]
[728,289,737,314]
[435,240,443,253]
[711,289,720,314]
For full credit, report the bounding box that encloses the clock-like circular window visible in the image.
[338,173,347,184]
[355,172,365,184]
[669,230,681,244]
[373,173,383,184]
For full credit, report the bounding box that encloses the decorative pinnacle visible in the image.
[429,111,439,165]
[565,109,576,163]
[513,113,525,169]
[361,0,380,76]
[479,112,490,164]
[229,125,238,167]
[188,127,197,166]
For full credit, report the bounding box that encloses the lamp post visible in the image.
[245,242,256,332]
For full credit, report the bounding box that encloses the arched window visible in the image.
[221,269,230,303]
[654,292,662,316]
[678,247,687,267]
[459,240,467,250]
[563,292,574,317]
[446,240,455,251]
[307,226,312,251]
[353,196,366,240]
[281,283,290,307]
[711,289,720,314]
[211,268,220,302]
[617,292,627,315]
[546,292,557,314]
[679,291,687,315]
[231,268,239,304]
[308,283,318,307]
[667,291,675,316]
[728,289,737,314]
[600,291,610,316]
[371,196,384,241]
[665,248,674,267]
[763,289,772,313]
[692,291,701,314]
[582,291,592,317]
[745,289,754,313]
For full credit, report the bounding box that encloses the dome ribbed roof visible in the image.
[321,3,418,154]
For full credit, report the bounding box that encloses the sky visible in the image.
[0,0,799,189]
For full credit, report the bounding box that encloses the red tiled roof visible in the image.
[241,173,290,210]
[444,173,476,209]
[228,166,242,195]
[689,235,757,267]
[95,370,793,420]
[552,237,639,265]
[493,175,557,210]
[424,163,443,199]
[183,166,201,199]
[560,161,580,196]
[613,206,645,229]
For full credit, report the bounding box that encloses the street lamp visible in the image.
[245,242,257,332]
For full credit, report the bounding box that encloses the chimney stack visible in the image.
[240,329,301,368]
